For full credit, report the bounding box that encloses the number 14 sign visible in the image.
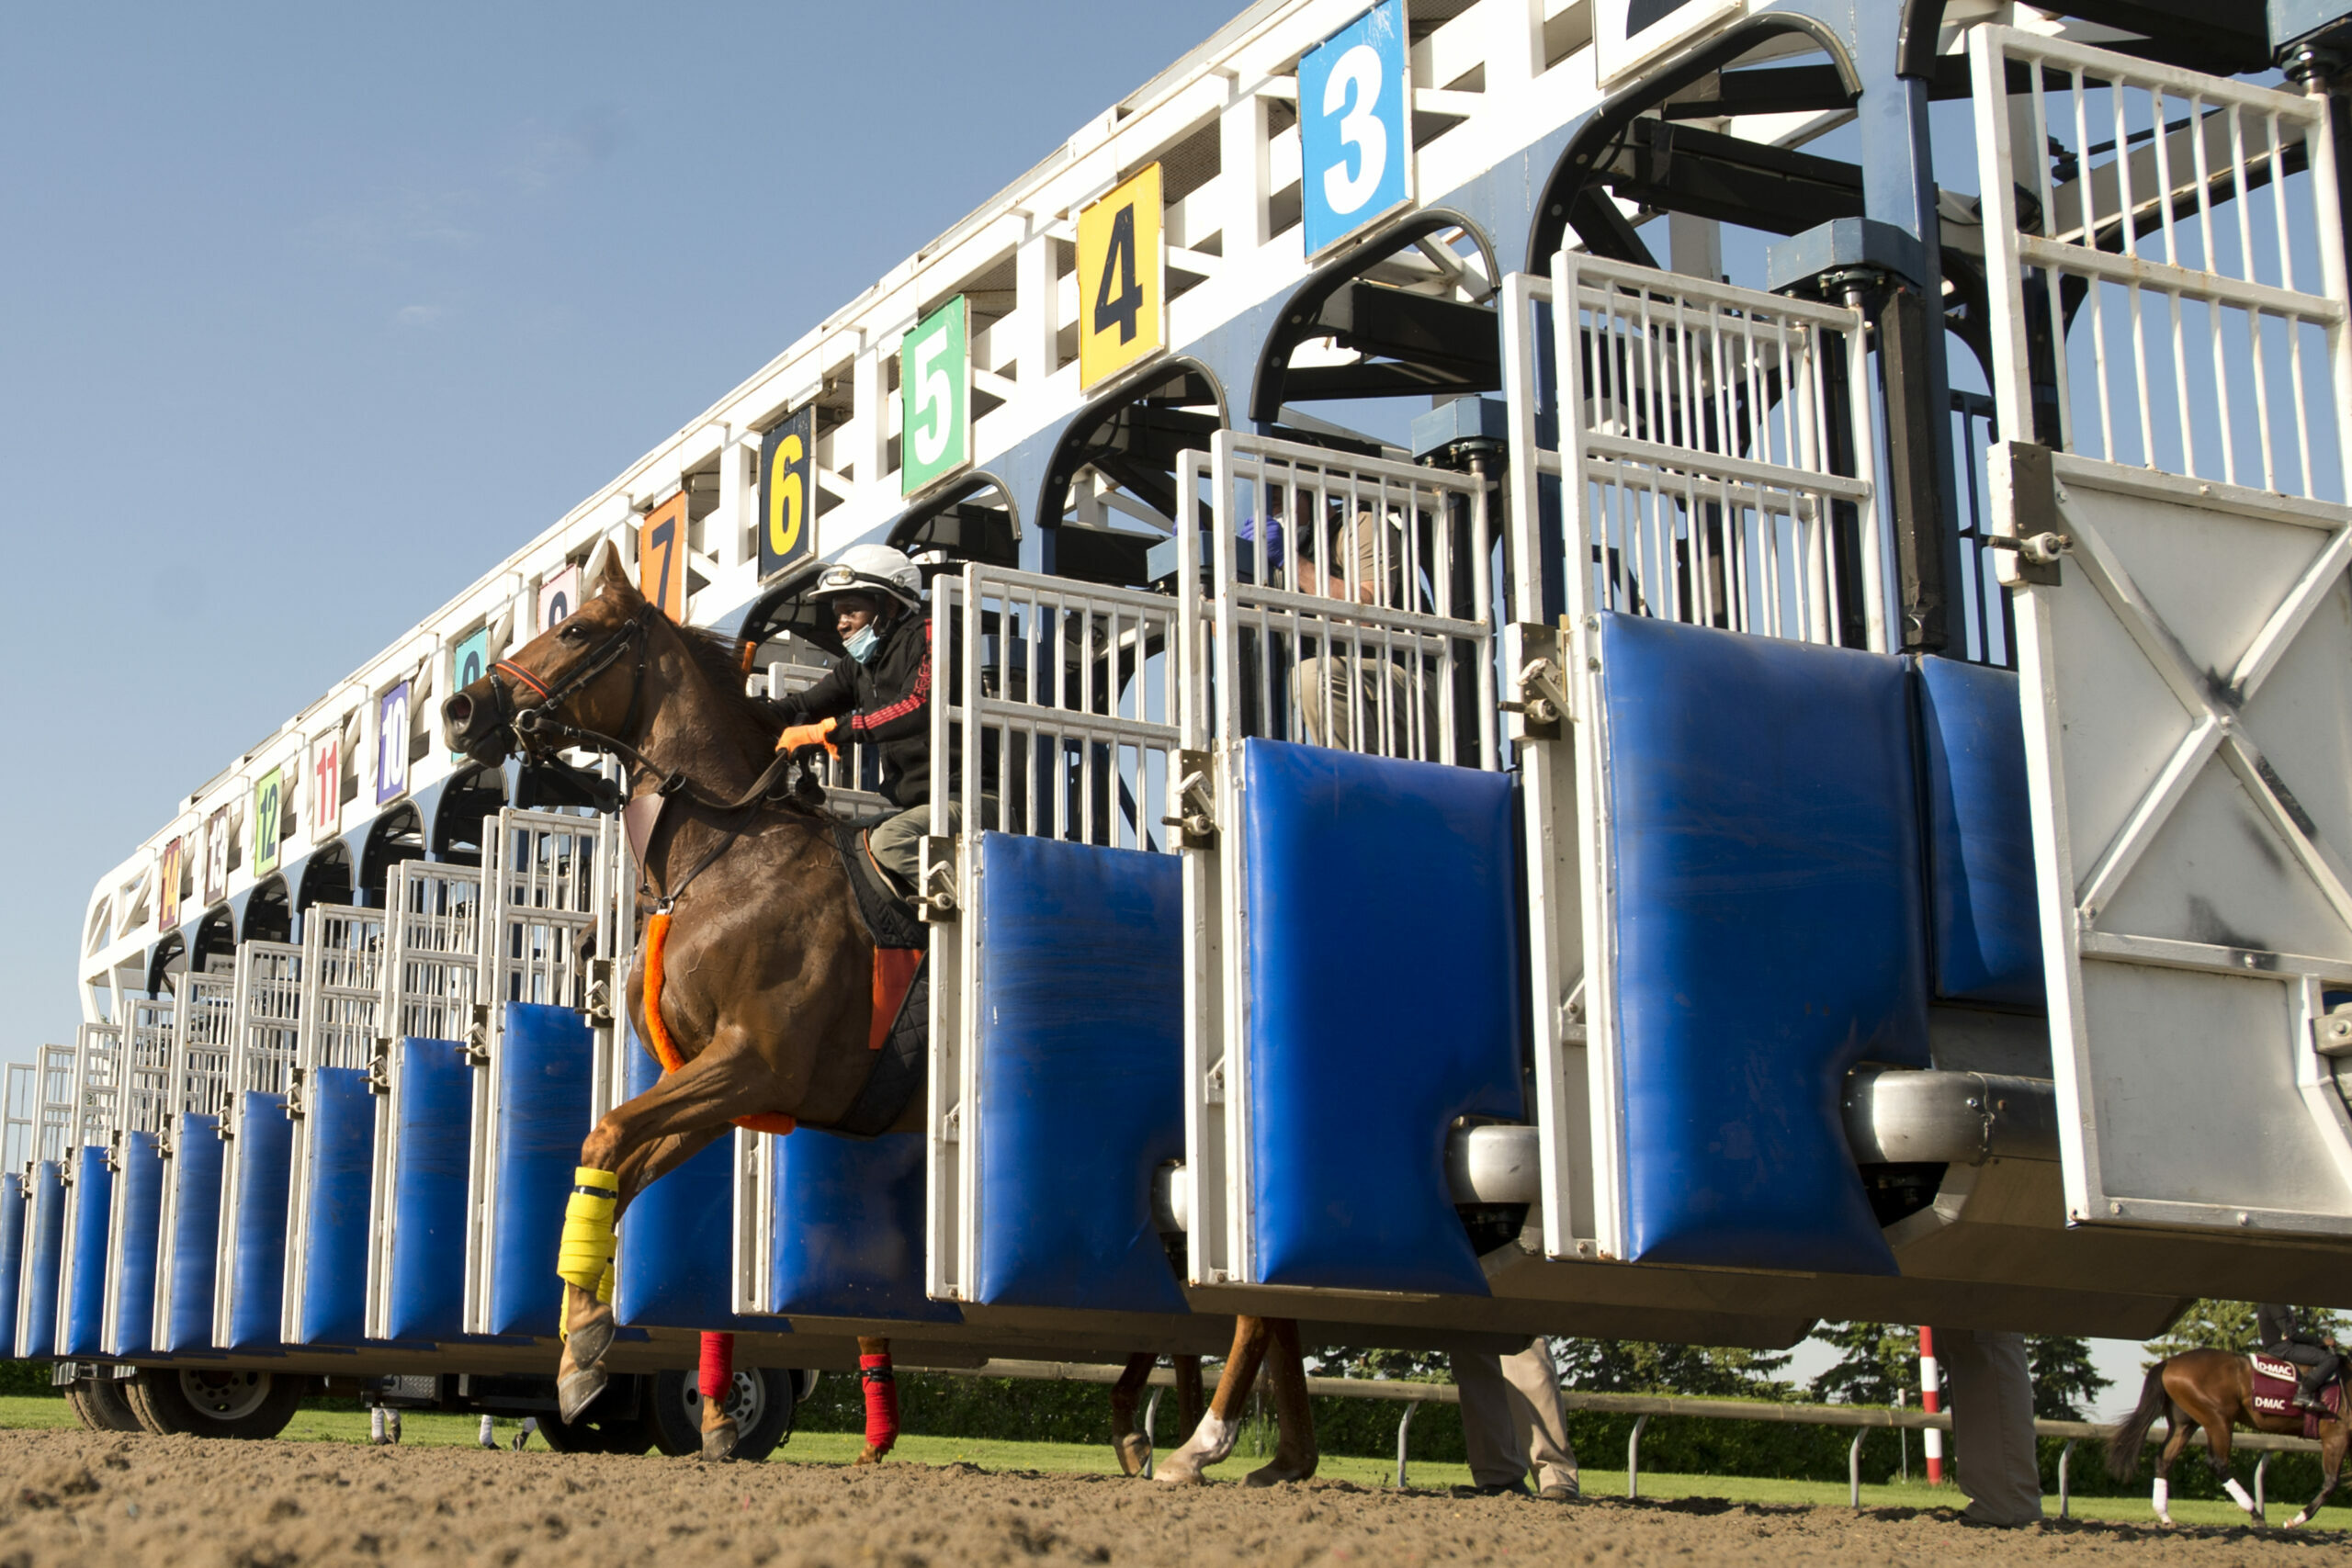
[1301,0,1412,258]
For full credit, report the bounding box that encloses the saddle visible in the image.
[2251,1353,2346,1439]
[822,819,927,1140]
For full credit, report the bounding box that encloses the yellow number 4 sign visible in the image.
[1079,164,1165,389]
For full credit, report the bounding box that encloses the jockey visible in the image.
[764,543,943,890]
[2257,1302,2344,1415]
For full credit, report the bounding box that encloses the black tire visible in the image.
[126,1368,303,1438]
[70,1377,146,1433]
[644,1366,797,1461]
[537,1375,656,1455]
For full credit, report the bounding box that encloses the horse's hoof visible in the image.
[1116,1432,1152,1477]
[557,1366,608,1423]
[564,1313,616,1372]
[1244,1461,1312,1487]
[854,1442,890,1467]
[701,1418,740,1463]
[1156,1462,1208,1486]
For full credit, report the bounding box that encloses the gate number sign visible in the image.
[899,296,970,496]
[252,767,284,878]
[1079,164,1166,389]
[376,681,411,807]
[449,627,489,761]
[759,404,817,581]
[639,491,690,622]
[1300,0,1412,258]
[311,731,343,840]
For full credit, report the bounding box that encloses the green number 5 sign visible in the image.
[899,297,970,496]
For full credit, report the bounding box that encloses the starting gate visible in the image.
[1972,26,2352,1238]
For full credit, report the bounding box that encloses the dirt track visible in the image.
[0,1429,2340,1566]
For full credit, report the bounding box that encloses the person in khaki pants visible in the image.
[1453,1337,1580,1499]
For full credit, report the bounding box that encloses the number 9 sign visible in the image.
[1300,0,1412,258]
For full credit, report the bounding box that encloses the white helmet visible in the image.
[812,543,922,614]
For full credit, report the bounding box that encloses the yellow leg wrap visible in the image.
[557,1167,620,1292]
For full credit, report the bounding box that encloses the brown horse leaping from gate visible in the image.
[2107,1348,2348,1528]
[442,549,1319,1483]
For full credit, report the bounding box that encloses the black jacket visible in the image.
[764,612,934,807]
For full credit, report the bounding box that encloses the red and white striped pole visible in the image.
[1919,1325,1945,1484]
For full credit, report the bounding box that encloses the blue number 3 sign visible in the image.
[1300,0,1412,258]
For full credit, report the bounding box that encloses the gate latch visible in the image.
[1163,750,1217,849]
[2316,1003,2352,1057]
[1991,441,2071,586]
[583,959,616,1025]
[1500,622,1571,739]
[367,1038,394,1096]
[917,835,959,924]
[463,1004,492,1066]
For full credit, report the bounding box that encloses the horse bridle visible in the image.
[481,601,801,829]
[481,604,656,772]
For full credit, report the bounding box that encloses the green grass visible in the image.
[1,1397,2335,1529]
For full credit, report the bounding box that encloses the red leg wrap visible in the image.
[699,1332,735,1403]
[861,1352,899,1454]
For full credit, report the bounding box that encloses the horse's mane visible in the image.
[669,621,777,737]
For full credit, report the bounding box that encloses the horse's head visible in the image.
[442,545,651,766]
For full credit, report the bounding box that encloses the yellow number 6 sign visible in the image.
[760,404,817,581]
[1079,164,1165,389]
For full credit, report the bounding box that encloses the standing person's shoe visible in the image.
[1454,1479,1531,1497]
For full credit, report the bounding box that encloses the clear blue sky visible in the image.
[0,0,1244,1058]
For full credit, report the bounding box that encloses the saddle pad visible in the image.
[2251,1354,2344,1438]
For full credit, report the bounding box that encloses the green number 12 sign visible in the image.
[899,296,970,496]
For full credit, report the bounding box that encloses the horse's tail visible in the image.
[2106,1359,2172,1480]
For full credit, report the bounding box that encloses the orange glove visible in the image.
[775,716,839,757]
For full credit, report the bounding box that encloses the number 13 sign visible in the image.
[1300,0,1412,258]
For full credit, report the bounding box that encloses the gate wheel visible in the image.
[645,1367,797,1461]
[126,1368,303,1438]
[66,1377,145,1433]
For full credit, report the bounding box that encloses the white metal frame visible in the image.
[364,861,483,1342]
[15,1044,75,1357]
[920,563,1187,1306]
[1175,429,1496,1287]
[152,971,232,1348]
[1973,26,2352,1239]
[211,940,300,1343]
[52,1022,121,1353]
[464,807,607,1334]
[2,1062,30,1179]
[281,903,384,1340]
[100,991,173,1353]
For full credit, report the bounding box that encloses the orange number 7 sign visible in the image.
[640,491,690,622]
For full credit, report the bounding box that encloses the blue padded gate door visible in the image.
[1234,741,1522,1293]
[1590,615,1929,1275]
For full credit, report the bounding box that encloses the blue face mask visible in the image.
[845,623,883,664]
